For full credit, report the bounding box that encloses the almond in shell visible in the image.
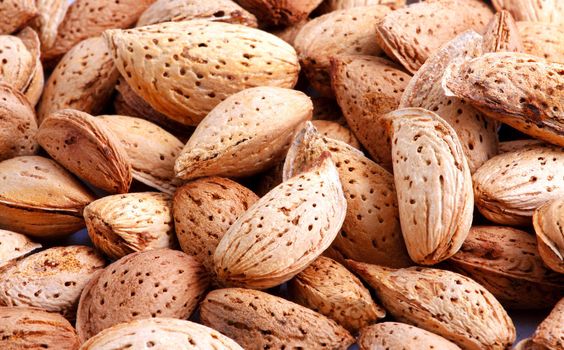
[358,322,462,350]
[517,21,564,63]
[0,0,37,35]
[235,0,323,26]
[533,198,564,273]
[31,0,69,53]
[317,0,406,13]
[492,0,563,25]
[482,11,524,53]
[0,229,40,268]
[531,297,564,349]
[0,34,34,91]
[16,27,44,107]
[311,120,361,149]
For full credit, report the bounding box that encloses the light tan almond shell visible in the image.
[84,192,176,260]
[235,0,323,26]
[200,288,355,349]
[16,27,43,107]
[532,298,564,349]
[349,262,516,350]
[137,0,257,27]
[443,52,564,147]
[0,306,80,350]
[0,229,40,268]
[399,31,499,173]
[0,0,37,35]
[272,19,307,47]
[0,245,105,319]
[79,317,244,350]
[105,20,300,126]
[517,22,564,63]
[482,11,524,53]
[38,36,119,123]
[311,120,361,149]
[0,82,38,161]
[36,109,132,194]
[318,0,406,13]
[472,144,564,226]
[43,0,155,62]
[499,139,545,153]
[294,6,391,96]
[0,34,34,91]
[331,55,411,169]
[448,226,564,309]
[76,248,209,342]
[214,153,346,289]
[288,256,385,333]
[173,177,258,276]
[31,0,69,52]
[0,156,95,237]
[386,108,474,265]
[97,115,183,194]
[358,322,462,350]
[492,0,563,25]
[174,87,312,181]
[375,0,493,73]
[534,199,564,273]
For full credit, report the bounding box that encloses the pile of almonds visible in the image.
[0,0,563,349]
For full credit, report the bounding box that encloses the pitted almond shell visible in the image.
[0,229,41,268]
[0,245,105,319]
[533,198,564,273]
[16,27,44,106]
[482,10,524,53]
[137,0,257,27]
[84,192,176,260]
[31,0,69,53]
[0,34,34,91]
[0,0,37,35]
[499,139,545,153]
[105,20,300,126]
[200,288,355,349]
[318,0,406,13]
[532,298,564,349]
[517,21,564,63]
[311,120,361,149]
[358,322,462,350]
[492,0,563,24]
[235,0,323,26]
[37,109,132,194]
[349,261,516,350]
[0,156,96,237]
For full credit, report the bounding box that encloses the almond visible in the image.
[294,6,391,96]
[0,306,80,350]
[80,318,243,350]
[174,87,312,181]
[288,256,385,333]
[399,31,499,173]
[173,177,258,277]
[37,109,132,194]
[482,11,524,53]
[0,156,95,237]
[97,115,184,194]
[235,0,323,26]
[375,0,493,73]
[318,0,406,13]
[443,52,564,147]
[200,288,355,349]
[137,0,258,27]
[84,192,176,260]
[311,120,361,149]
[31,0,69,53]
[331,55,411,169]
[0,0,37,35]
[76,248,209,342]
[533,198,564,273]
[0,34,34,92]
[0,245,105,319]
[492,0,563,24]
[38,36,120,123]
[16,27,44,107]
[532,298,564,349]
[349,261,516,350]
[499,139,545,153]
[0,229,40,268]
[448,226,564,309]
[472,144,564,225]
[358,322,462,350]
[386,108,473,264]
[517,21,564,63]
[104,20,300,126]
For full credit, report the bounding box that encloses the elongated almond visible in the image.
[483,11,524,53]
[358,322,462,350]
[31,0,68,52]
[0,229,40,268]
[0,34,34,91]
[532,298,564,349]
[16,27,43,107]
[235,0,322,26]
[0,0,37,35]
[533,199,564,273]
[517,21,564,63]
[492,0,563,24]
[318,0,406,13]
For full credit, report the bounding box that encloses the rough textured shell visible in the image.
[0,0,37,35]
[37,109,132,194]
[331,55,411,169]
[173,177,258,276]
[492,0,563,25]
[98,115,183,194]
[449,226,564,309]
[0,156,95,237]
[174,87,312,180]
[288,256,385,333]
[84,192,175,260]
[444,52,564,146]
[318,0,405,13]
[349,262,516,350]
[0,245,105,318]
[375,0,492,73]
[0,229,40,268]
[137,0,257,27]
[399,31,498,173]
[534,199,564,273]
[80,318,243,350]
[16,27,44,107]
[472,144,564,225]
[532,298,564,349]
[294,6,391,96]
[311,120,361,149]
[517,21,564,63]
[0,34,34,91]
[31,0,68,52]
[76,249,209,342]
[387,108,473,265]
[358,322,462,350]
[482,11,524,53]
[105,20,300,126]
[200,288,355,349]
[498,139,545,153]
[235,0,322,26]
[38,36,119,123]
[0,306,80,350]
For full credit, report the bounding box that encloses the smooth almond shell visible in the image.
[0,0,37,35]
[0,245,105,319]
[358,322,462,350]
[31,0,69,52]
[0,156,95,237]
[236,0,322,26]
[200,288,355,349]
[482,11,524,53]
[349,261,516,350]
[311,120,361,149]
[318,0,406,13]
[0,229,40,268]
[0,34,34,91]
[533,199,564,273]
[492,0,563,25]
[16,27,44,107]
[517,21,564,63]
[37,109,132,194]
[532,298,564,349]
[105,20,300,126]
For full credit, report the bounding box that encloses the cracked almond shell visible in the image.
[533,198,564,273]
[482,11,524,53]
[0,229,40,268]
[532,298,564,349]
[235,0,322,26]
[0,0,37,35]
[358,322,462,350]
[492,0,563,25]
[517,21,564,63]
